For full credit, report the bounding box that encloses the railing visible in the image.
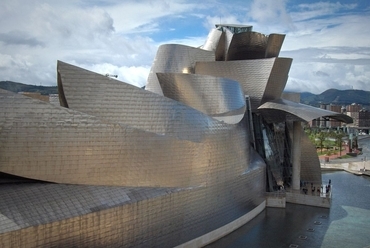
[283,180,333,198]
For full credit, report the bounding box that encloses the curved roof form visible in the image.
[146,44,215,95]
[257,98,353,123]
[156,73,246,123]
[195,58,292,110]
[57,61,223,141]
[0,89,251,187]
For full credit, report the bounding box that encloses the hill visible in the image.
[0,81,57,95]
[1,81,369,109]
[300,89,370,109]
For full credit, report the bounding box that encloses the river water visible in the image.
[207,137,370,248]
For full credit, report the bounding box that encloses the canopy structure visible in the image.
[257,98,353,124]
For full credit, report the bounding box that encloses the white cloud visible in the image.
[0,0,369,95]
[248,0,295,32]
[291,2,357,22]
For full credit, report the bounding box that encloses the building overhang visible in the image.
[257,98,353,124]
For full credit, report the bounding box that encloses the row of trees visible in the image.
[304,128,348,156]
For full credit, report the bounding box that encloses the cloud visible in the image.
[248,0,295,32]
[282,47,370,94]
[291,2,357,22]
[0,0,369,95]
[0,31,45,47]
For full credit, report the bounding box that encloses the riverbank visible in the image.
[320,135,370,177]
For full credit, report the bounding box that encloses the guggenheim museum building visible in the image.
[0,24,352,247]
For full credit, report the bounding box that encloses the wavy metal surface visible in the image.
[286,122,322,184]
[146,44,215,95]
[227,32,285,61]
[222,28,234,61]
[156,73,246,123]
[58,61,221,141]
[265,34,285,58]
[202,28,223,51]
[195,58,291,110]
[0,164,265,246]
[262,58,292,103]
[227,31,267,60]
[258,98,353,123]
[0,89,254,187]
[301,130,322,183]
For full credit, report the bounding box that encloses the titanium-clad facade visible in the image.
[0,24,352,247]
[146,44,215,95]
[156,73,246,123]
[195,58,292,110]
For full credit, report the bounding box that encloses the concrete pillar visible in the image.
[292,121,301,191]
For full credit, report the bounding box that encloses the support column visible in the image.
[292,121,301,191]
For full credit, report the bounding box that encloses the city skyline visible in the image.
[1,0,369,94]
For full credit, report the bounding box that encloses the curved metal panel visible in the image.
[0,88,251,187]
[156,73,246,123]
[226,32,285,61]
[58,61,218,141]
[195,58,290,110]
[262,57,292,103]
[226,32,267,60]
[301,130,322,183]
[265,34,285,58]
[221,28,234,61]
[145,44,215,95]
[258,98,353,123]
[202,28,222,51]
[215,31,226,61]
[286,122,322,184]
[0,165,265,246]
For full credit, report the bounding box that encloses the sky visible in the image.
[0,0,369,94]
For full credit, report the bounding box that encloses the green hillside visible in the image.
[300,89,370,108]
[0,81,57,95]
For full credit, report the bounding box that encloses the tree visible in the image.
[335,131,346,156]
[317,131,327,154]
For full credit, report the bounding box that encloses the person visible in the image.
[303,188,308,194]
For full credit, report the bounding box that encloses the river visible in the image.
[207,136,370,248]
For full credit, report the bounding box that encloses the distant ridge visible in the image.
[299,89,370,108]
[0,81,57,95]
[1,81,369,109]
